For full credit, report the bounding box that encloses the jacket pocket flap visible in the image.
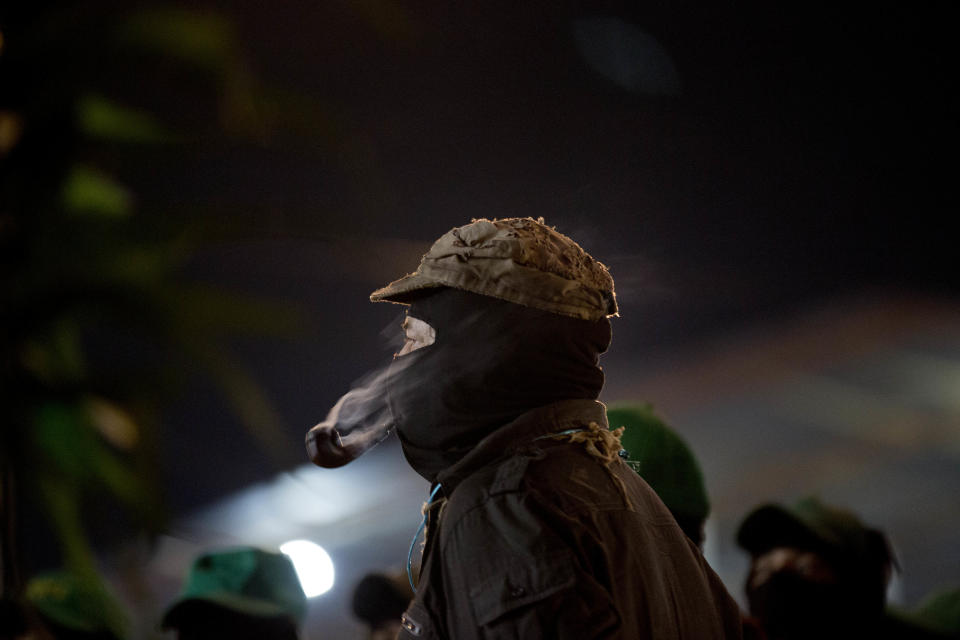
[469,551,577,627]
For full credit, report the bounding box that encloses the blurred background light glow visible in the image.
[280,539,335,598]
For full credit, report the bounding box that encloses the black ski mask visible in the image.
[747,571,851,640]
[387,288,611,482]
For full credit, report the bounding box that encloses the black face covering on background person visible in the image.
[747,571,852,640]
[387,288,612,483]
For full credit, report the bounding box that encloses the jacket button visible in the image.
[510,587,526,598]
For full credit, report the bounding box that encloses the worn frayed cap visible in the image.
[370,217,618,321]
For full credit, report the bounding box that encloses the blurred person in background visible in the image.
[607,404,711,549]
[159,547,305,640]
[609,404,769,639]
[351,570,414,640]
[736,496,945,639]
[15,571,128,640]
[313,217,743,638]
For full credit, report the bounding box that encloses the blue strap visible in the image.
[407,483,443,593]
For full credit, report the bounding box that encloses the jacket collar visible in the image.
[435,399,609,493]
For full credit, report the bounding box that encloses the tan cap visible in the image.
[370,217,618,321]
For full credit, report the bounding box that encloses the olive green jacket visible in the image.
[398,399,744,639]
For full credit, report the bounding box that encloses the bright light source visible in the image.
[280,539,334,597]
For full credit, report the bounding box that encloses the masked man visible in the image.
[309,217,743,639]
[737,496,906,640]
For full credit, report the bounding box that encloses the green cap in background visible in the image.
[607,404,710,543]
[161,547,307,629]
[25,571,128,640]
[736,496,895,584]
[370,217,618,321]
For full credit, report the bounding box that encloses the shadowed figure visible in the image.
[737,496,949,640]
[308,217,745,639]
[160,547,305,640]
[351,571,414,640]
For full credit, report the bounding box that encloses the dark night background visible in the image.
[3,1,958,636]
[159,0,958,512]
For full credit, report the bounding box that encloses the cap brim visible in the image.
[160,595,291,629]
[736,504,824,555]
[369,271,445,304]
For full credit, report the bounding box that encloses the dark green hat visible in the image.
[607,404,710,527]
[737,496,894,582]
[25,571,128,640]
[161,547,307,629]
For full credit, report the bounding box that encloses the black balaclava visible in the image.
[387,287,611,482]
[746,570,850,640]
[745,536,892,640]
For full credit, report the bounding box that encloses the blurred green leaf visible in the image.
[163,284,304,336]
[87,443,150,513]
[4,1,314,603]
[84,396,139,451]
[34,403,98,480]
[36,474,95,577]
[61,165,133,218]
[118,7,237,72]
[33,401,152,513]
[77,94,175,144]
[19,320,87,385]
[24,570,130,640]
